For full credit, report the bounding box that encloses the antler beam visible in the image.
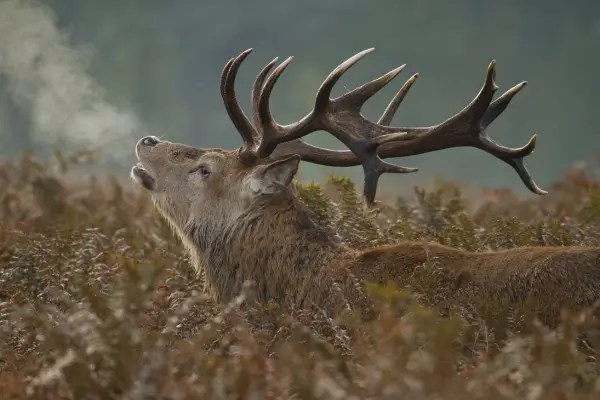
[220,48,546,204]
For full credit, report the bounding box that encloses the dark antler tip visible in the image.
[280,56,294,66]
[389,65,406,77]
[272,57,293,75]
[531,181,548,195]
[236,49,253,60]
[234,49,254,65]
[527,135,537,153]
[486,62,497,82]
[352,48,375,60]
[521,81,528,87]
[515,134,538,157]
[529,134,537,147]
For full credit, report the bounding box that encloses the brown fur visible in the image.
[131,139,600,327]
[356,242,600,324]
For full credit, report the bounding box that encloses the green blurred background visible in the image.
[0,0,598,196]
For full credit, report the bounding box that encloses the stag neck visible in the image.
[185,190,354,306]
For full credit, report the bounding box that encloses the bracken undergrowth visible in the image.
[2,149,600,399]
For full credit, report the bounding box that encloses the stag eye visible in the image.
[192,164,210,179]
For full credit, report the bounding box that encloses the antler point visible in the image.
[274,56,294,73]
[530,134,537,145]
[356,48,376,58]
[390,65,406,76]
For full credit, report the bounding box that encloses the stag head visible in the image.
[132,48,546,231]
[132,138,301,230]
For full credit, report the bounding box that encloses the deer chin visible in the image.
[131,164,156,191]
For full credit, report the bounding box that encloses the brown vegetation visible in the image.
[2,149,600,398]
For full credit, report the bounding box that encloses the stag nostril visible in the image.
[141,136,160,146]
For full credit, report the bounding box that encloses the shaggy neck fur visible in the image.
[181,191,352,306]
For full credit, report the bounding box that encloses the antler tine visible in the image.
[251,57,279,130]
[455,59,499,123]
[221,49,257,162]
[481,81,527,129]
[378,73,419,125]
[313,48,377,113]
[322,59,409,117]
[254,56,298,158]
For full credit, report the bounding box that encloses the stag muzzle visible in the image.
[131,135,160,191]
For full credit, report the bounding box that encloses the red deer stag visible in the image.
[131,48,600,326]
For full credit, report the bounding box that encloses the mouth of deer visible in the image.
[131,163,156,191]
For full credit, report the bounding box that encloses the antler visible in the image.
[220,48,546,205]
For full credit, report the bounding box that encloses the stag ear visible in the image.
[248,155,301,195]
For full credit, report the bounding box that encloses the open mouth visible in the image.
[131,163,156,191]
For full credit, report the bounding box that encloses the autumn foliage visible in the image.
[2,150,600,399]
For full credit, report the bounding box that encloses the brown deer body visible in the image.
[131,48,600,326]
